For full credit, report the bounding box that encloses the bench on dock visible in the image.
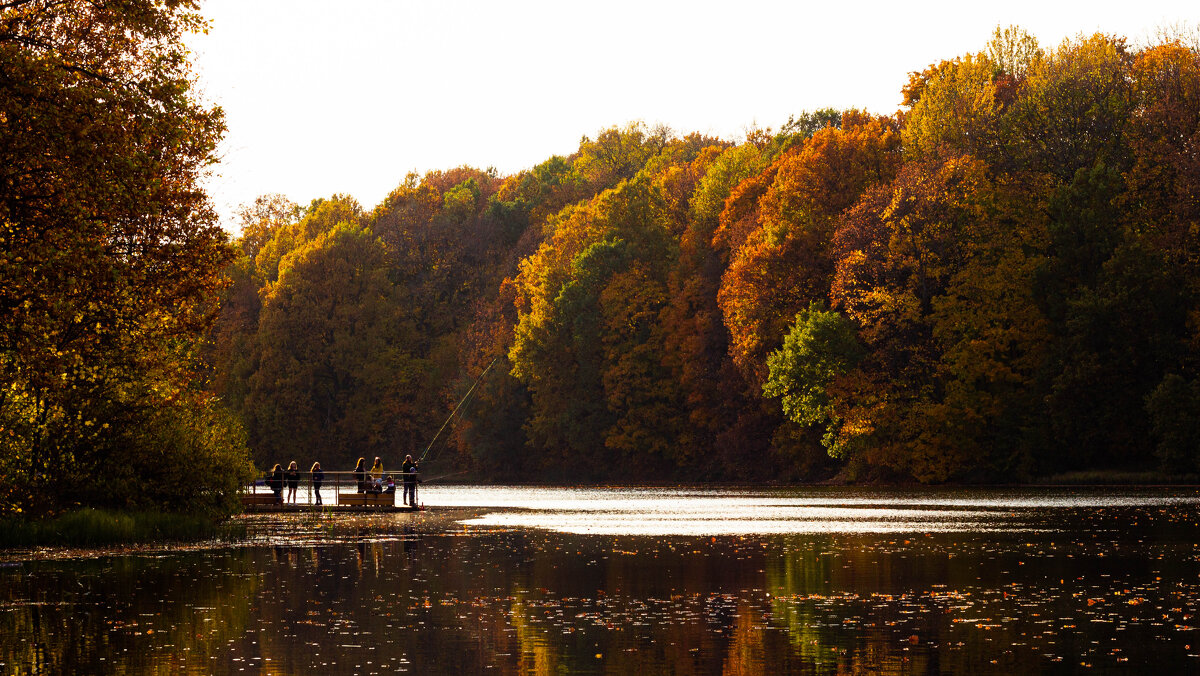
[241,493,280,507]
[337,491,395,507]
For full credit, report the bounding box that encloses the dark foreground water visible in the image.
[2,487,1198,675]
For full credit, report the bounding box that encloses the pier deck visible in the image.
[240,469,422,512]
[240,503,422,513]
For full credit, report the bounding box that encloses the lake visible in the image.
[2,486,1198,674]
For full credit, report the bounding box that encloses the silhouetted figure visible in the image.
[401,454,418,507]
[354,457,367,493]
[311,462,324,505]
[269,464,284,504]
[285,461,300,504]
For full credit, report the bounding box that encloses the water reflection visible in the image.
[445,486,1191,535]
[430,485,1198,509]
[461,507,1013,536]
[1,487,1198,674]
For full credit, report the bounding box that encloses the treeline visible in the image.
[216,28,1200,483]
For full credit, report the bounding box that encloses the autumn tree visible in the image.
[208,195,301,416]
[901,53,1007,161]
[574,122,672,190]
[242,221,420,468]
[1125,43,1200,471]
[509,177,676,475]
[1020,36,1190,472]
[660,144,769,474]
[826,156,1048,480]
[1146,374,1200,473]
[1009,34,1134,179]
[719,112,900,385]
[0,0,253,516]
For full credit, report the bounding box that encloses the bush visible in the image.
[73,397,258,519]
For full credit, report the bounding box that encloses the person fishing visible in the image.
[401,454,418,507]
[391,355,498,507]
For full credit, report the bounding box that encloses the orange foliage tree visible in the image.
[718,113,901,385]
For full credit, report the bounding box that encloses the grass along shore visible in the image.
[0,508,245,548]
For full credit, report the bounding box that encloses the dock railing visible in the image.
[242,469,420,506]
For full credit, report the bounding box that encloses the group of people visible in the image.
[351,455,421,506]
[263,455,419,506]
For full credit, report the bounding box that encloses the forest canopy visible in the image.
[214,27,1200,485]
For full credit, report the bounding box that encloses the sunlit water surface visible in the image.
[2,485,1198,674]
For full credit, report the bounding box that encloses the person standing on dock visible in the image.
[371,456,384,481]
[354,457,367,493]
[285,461,300,504]
[401,454,418,507]
[311,462,324,505]
[269,464,284,505]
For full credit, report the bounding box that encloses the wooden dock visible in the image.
[240,469,423,512]
[240,502,422,513]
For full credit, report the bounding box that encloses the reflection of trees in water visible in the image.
[508,597,555,674]
[497,537,786,674]
[762,538,948,672]
[0,552,260,674]
[724,604,772,676]
[8,520,1198,674]
[247,534,521,673]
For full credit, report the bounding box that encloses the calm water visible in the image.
[2,486,1198,674]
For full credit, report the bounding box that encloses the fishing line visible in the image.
[420,469,470,483]
[418,389,482,466]
[417,356,499,463]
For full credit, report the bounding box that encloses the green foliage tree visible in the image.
[764,305,863,451]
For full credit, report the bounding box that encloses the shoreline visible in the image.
[4,482,1197,560]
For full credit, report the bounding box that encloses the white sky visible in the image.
[188,0,1198,231]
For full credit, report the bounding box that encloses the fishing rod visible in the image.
[417,356,499,464]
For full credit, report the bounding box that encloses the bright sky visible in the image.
[188,0,1197,231]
